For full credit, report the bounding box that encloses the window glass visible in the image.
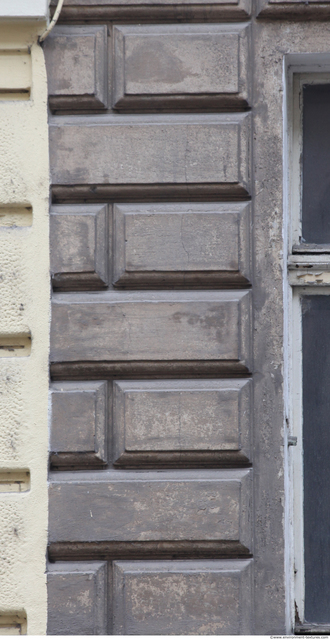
[302,84,330,244]
[302,295,330,622]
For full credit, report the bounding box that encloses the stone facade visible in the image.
[0,0,329,634]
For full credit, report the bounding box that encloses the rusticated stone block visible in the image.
[44,26,108,111]
[113,24,250,110]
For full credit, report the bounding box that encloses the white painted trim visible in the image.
[287,285,330,627]
[291,73,302,248]
[291,290,304,624]
[0,0,49,19]
[286,56,330,628]
[291,72,330,247]
[283,54,294,635]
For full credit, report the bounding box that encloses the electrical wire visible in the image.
[39,0,64,43]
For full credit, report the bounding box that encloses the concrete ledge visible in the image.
[0,0,48,19]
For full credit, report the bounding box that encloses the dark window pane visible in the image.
[303,295,330,623]
[302,85,330,244]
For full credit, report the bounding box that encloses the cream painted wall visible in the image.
[0,21,49,635]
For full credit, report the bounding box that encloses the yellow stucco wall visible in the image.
[0,21,49,635]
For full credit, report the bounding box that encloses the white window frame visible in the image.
[285,56,330,631]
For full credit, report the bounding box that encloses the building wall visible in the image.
[1,1,330,635]
[0,17,49,636]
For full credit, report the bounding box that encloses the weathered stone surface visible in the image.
[49,469,252,548]
[113,559,253,635]
[50,381,108,468]
[50,0,251,20]
[50,291,252,372]
[49,113,251,199]
[113,202,251,287]
[47,562,107,635]
[44,26,108,110]
[113,379,251,466]
[113,24,250,110]
[50,205,108,290]
[257,0,330,16]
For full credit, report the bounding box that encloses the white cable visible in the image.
[39,0,65,43]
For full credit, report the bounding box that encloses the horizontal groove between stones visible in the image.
[50,451,252,470]
[50,361,252,380]
[51,184,251,204]
[48,540,253,562]
[54,6,251,22]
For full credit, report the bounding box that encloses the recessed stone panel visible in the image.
[49,469,252,550]
[113,379,251,466]
[50,290,252,373]
[113,559,253,635]
[50,205,108,290]
[47,562,107,635]
[50,381,108,468]
[113,24,250,110]
[113,202,251,287]
[50,113,251,199]
[44,26,108,111]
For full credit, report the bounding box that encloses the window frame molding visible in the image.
[285,55,330,632]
